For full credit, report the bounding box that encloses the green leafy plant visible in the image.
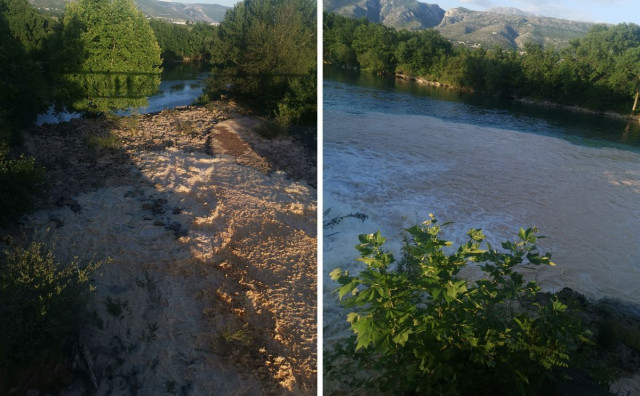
[0,242,101,389]
[86,131,121,156]
[327,214,589,396]
[0,144,45,226]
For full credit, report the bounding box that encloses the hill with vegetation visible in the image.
[27,0,228,22]
[323,2,594,49]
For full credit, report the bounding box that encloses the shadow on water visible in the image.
[324,67,640,151]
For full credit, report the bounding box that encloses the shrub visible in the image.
[275,71,317,126]
[327,214,590,396]
[0,242,101,368]
[0,144,45,226]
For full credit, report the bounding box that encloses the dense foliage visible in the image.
[325,13,640,115]
[0,0,52,143]
[0,242,100,390]
[149,19,219,62]
[327,215,589,395]
[205,0,317,124]
[0,145,45,226]
[55,0,162,114]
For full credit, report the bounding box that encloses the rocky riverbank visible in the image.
[5,102,317,395]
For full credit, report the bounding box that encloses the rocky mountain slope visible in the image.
[324,0,445,30]
[436,7,592,49]
[323,1,594,49]
[28,0,229,23]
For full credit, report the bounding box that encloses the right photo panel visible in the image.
[322,1,640,394]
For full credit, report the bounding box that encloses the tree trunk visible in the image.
[633,89,639,114]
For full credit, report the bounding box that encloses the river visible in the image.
[323,67,640,342]
[36,63,208,125]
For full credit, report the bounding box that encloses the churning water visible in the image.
[323,70,640,341]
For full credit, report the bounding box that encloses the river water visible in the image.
[323,68,640,342]
[36,63,208,125]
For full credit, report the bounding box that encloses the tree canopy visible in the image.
[0,0,50,143]
[206,0,316,123]
[56,0,162,114]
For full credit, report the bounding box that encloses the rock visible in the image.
[49,215,64,228]
[172,207,182,214]
[151,198,167,214]
[153,220,166,227]
[57,197,82,213]
[175,228,189,238]
[166,222,182,232]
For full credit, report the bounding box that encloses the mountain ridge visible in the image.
[28,0,229,22]
[323,1,595,49]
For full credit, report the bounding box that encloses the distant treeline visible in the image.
[324,13,640,116]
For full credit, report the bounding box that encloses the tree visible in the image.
[56,0,162,114]
[613,47,640,114]
[0,0,49,143]
[207,0,316,120]
[351,23,398,75]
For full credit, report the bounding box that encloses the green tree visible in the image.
[207,0,316,121]
[56,0,162,114]
[351,23,398,74]
[0,0,51,143]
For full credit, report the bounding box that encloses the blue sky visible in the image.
[433,0,640,25]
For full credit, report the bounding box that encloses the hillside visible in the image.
[324,0,444,30]
[28,0,229,23]
[323,1,594,49]
[436,7,593,49]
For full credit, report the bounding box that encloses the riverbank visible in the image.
[3,102,316,395]
[395,72,640,123]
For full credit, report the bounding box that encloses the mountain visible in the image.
[28,0,229,23]
[486,7,535,17]
[436,7,592,49]
[323,1,594,49]
[324,0,445,30]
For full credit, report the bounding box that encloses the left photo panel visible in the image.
[0,0,317,394]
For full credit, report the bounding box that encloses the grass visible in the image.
[220,324,253,346]
[86,131,121,156]
[253,118,289,139]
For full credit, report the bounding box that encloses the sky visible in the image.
[432,0,640,25]
[158,0,639,24]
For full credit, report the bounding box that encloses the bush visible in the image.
[0,242,101,387]
[0,144,45,226]
[327,214,590,396]
[275,71,317,126]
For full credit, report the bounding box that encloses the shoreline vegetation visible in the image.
[324,12,640,122]
[394,72,640,123]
